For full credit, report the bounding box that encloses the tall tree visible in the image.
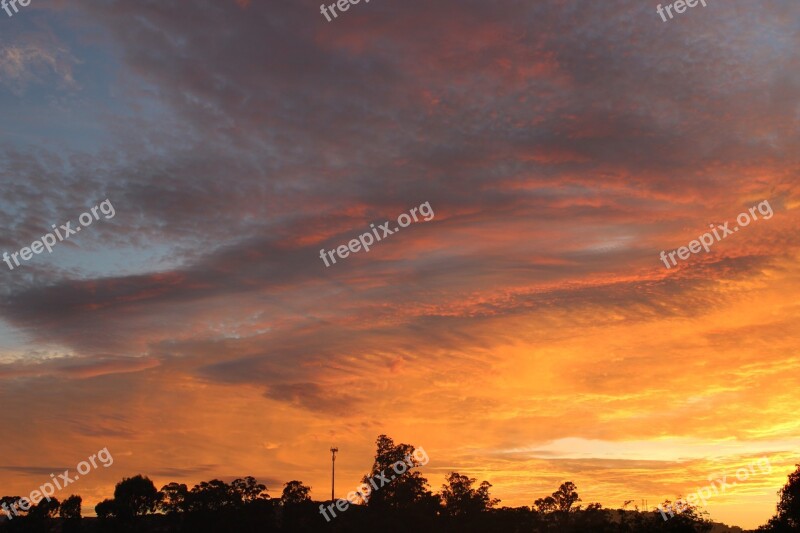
[230,477,268,505]
[189,479,236,512]
[361,434,437,512]
[281,480,311,505]
[28,497,60,519]
[60,495,83,533]
[533,482,581,513]
[160,482,190,514]
[760,463,800,531]
[551,481,581,512]
[440,472,499,516]
[59,495,82,519]
[113,475,161,519]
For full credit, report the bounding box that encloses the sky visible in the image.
[0,0,799,529]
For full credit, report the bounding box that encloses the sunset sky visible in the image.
[1,0,799,529]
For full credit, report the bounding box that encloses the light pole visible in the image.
[330,447,338,501]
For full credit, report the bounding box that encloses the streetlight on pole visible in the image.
[330,447,338,501]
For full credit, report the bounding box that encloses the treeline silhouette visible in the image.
[1,435,797,532]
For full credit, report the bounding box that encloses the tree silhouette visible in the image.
[160,482,190,514]
[552,481,581,512]
[0,437,739,533]
[27,497,59,519]
[440,472,499,516]
[230,477,268,505]
[94,499,116,519]
[533,494,558,513]
[361,434,438,512]
[760,463,800,531]
[189,480,237,512]
[113,475,161,519]
[281,480,311,505]
[0,496,23,520]
[534,481,581,514]
[60,495,82,533]
[59,495,82,519]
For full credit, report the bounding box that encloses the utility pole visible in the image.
[330,447,338,501]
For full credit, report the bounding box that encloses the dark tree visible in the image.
[0,496,23,519]
[28,497,59,519]
[189,479,236,512]
[230,476,268,505]
[551,481,581,512]
[95,498,117,519]
[532,481,589,533]
[361,434,438,512]
[760,463,800,531]
[648,499,712,533]
[281,480,311,505]
[571,502,614,532]
[775,464,800,527]
[60,495,83,533]
[59,495,82,519]
[534,482,581,513]
[160,482,190,514]
[113,475,161,519]
[533,494,557,513]
[0,436,734,533]
[440,472,499,516]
